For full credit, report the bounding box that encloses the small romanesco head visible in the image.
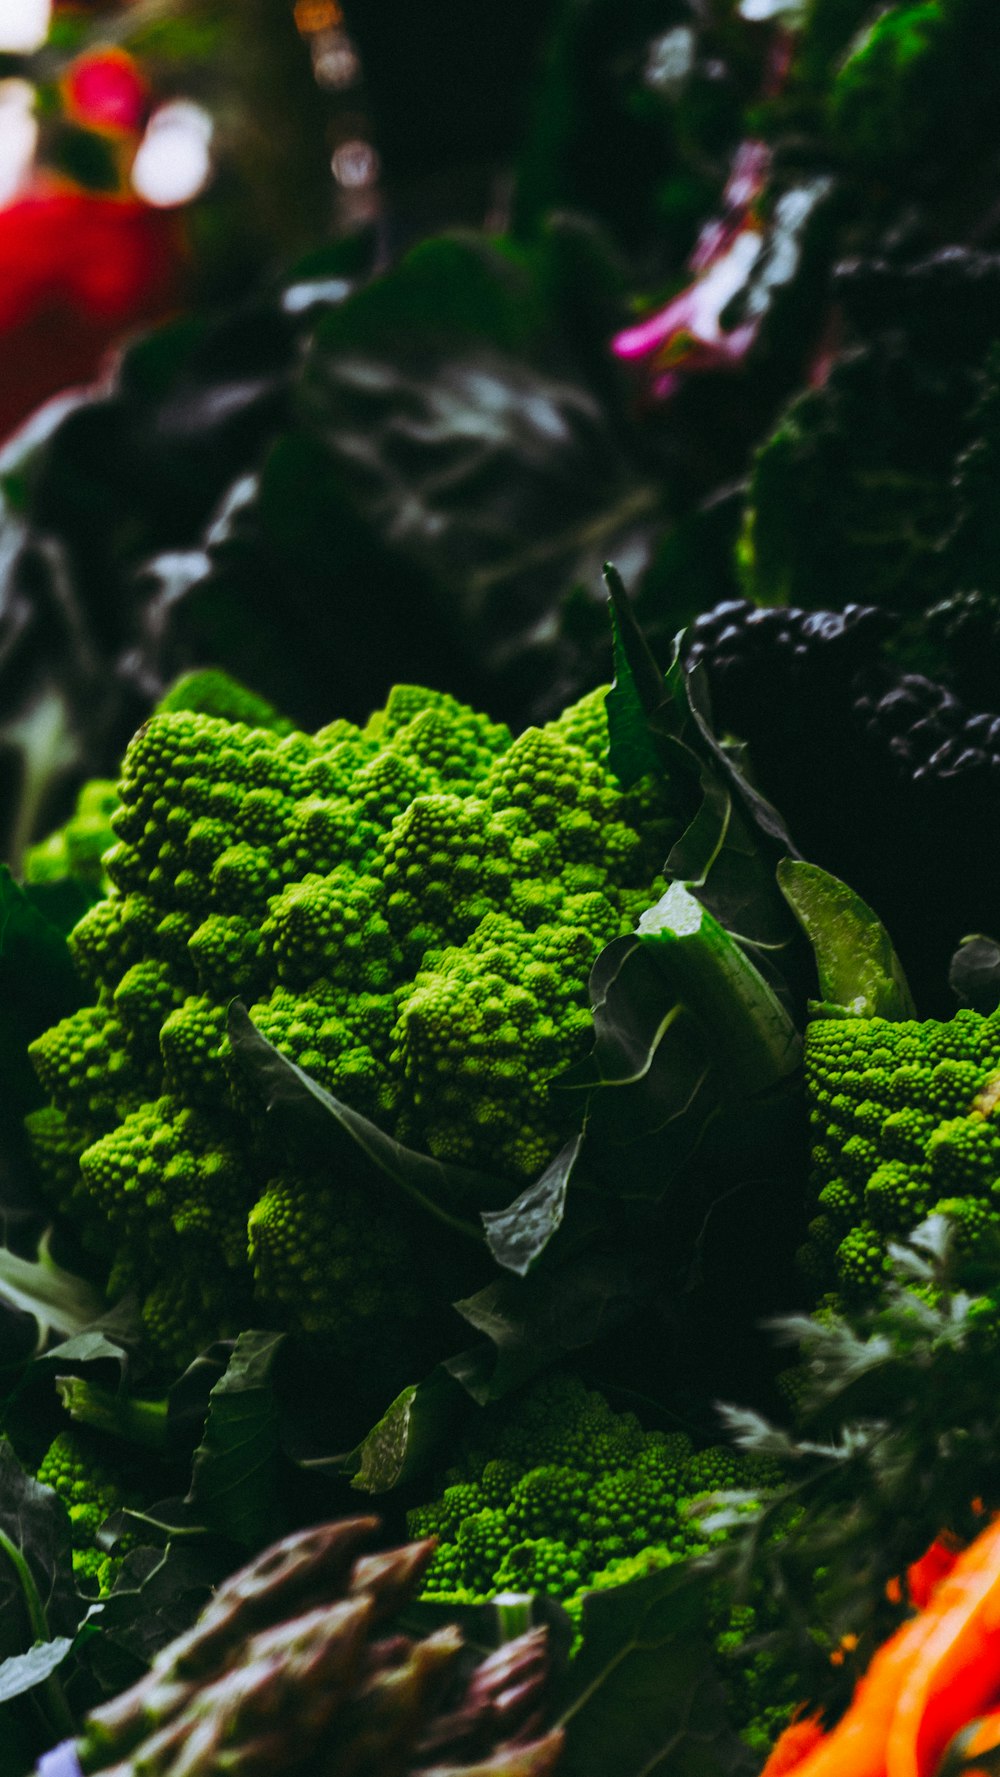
[801,1007,1000,1304]
[35,1428,140,1597]
[407,1373,780,1616]
[23,780,120,892]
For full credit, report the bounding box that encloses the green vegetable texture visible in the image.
[24,681,681,1374]
[20,672,296,900]
[407,1372,779,1618]
[22,783,120,897]
[800,1007,1000,1302]
[33,1428,138,1598]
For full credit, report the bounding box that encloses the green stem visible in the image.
[493,1594,534,1644]
[0,1525,49,1645]
[0,1524,76,1742]
[56,1377,170,1454]
[637,882,802,1095]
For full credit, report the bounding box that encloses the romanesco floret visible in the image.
[35,1429,139,1596]
[241,986,398,1122]
[159,997,230,1106]
[23,1106,91,1215]
[153,669,295,734]
[801,1007,1000,1302]
[80,1094,251,1289]
[24,675,294,899]
[407,1374,777,1616]
[23,780,120,891]
[26,681,681,1373]
[247,1167,432,1358]
[29,1004,151,1126]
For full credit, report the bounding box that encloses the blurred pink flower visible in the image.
[612,141,771,400]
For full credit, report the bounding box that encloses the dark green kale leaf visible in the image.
[0,1440,78,1748]
[556,1558,756,1777]
[185,1331,287,1550]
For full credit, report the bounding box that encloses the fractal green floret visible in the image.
[35,1427,139,1597]
[26,683,681,1370]
[407,1373,779,1618]
[800,1007,1000,1302]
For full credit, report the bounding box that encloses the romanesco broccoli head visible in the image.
[406,1373,779,1616]
[27,682,681,1375]
[801,1007,1000,1303]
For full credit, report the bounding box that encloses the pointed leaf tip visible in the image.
[777,859,915,1021]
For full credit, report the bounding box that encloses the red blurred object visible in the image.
[63,47,150,135]
[760,1713,826,1776]
[906,1534,964,1612]
[0,182,183,440]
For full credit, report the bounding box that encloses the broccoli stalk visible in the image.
[54,1378,170,1455]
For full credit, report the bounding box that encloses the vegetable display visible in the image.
[7,2,1000,1775]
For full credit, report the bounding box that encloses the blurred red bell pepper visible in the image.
[0,180,182,440]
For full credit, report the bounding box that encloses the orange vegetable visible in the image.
[760,1712,826,1775]
[754,1601,944,1777]
[760,1518,1000,1777]
[906,1537,963,1612]
[886,1515,1000,1777]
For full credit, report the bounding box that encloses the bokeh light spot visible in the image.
[0,80,37,204]
[331,137,378,189]
[0,0,50,54]
[131,100,213,208]
[63,49,149,137]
